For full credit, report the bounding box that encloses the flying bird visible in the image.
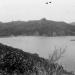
[49,2,52,3]
[45,1,52,4]
[45,2,48,4]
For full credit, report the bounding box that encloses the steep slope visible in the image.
[0,43,73,75]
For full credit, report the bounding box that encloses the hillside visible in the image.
[70,22,75,25]
[0,43,47,75]
[0,43,74,75]
[0,18,75,37]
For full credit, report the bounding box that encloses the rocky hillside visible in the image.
[0,43,74,75]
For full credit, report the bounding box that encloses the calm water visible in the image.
[0,36,75,71]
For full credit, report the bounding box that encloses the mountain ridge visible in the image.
[0,18,75,37]
[70,22,75,25]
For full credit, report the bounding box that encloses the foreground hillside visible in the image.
[0,43,74,75]
[0,18,75,37]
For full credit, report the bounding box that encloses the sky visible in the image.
[0,0,75,23]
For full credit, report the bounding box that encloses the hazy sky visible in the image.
[0,0,75,23]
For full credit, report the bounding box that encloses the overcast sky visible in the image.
[0,0,75,23]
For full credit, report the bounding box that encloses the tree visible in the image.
[48,47,66,63]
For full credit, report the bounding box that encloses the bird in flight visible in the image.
[45,1,52,4]
[49,2,52,3]
[45,2,48,4]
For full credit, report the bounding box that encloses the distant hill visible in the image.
[70,22,75,25]
[0,18,75,37]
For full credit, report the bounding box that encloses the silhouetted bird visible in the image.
[45,2,48,4]
[49,2,52,3]
[45,2,52,4]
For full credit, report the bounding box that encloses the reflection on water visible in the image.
[0,36,75,71]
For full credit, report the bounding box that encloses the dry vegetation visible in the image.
[0,43,74,75]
